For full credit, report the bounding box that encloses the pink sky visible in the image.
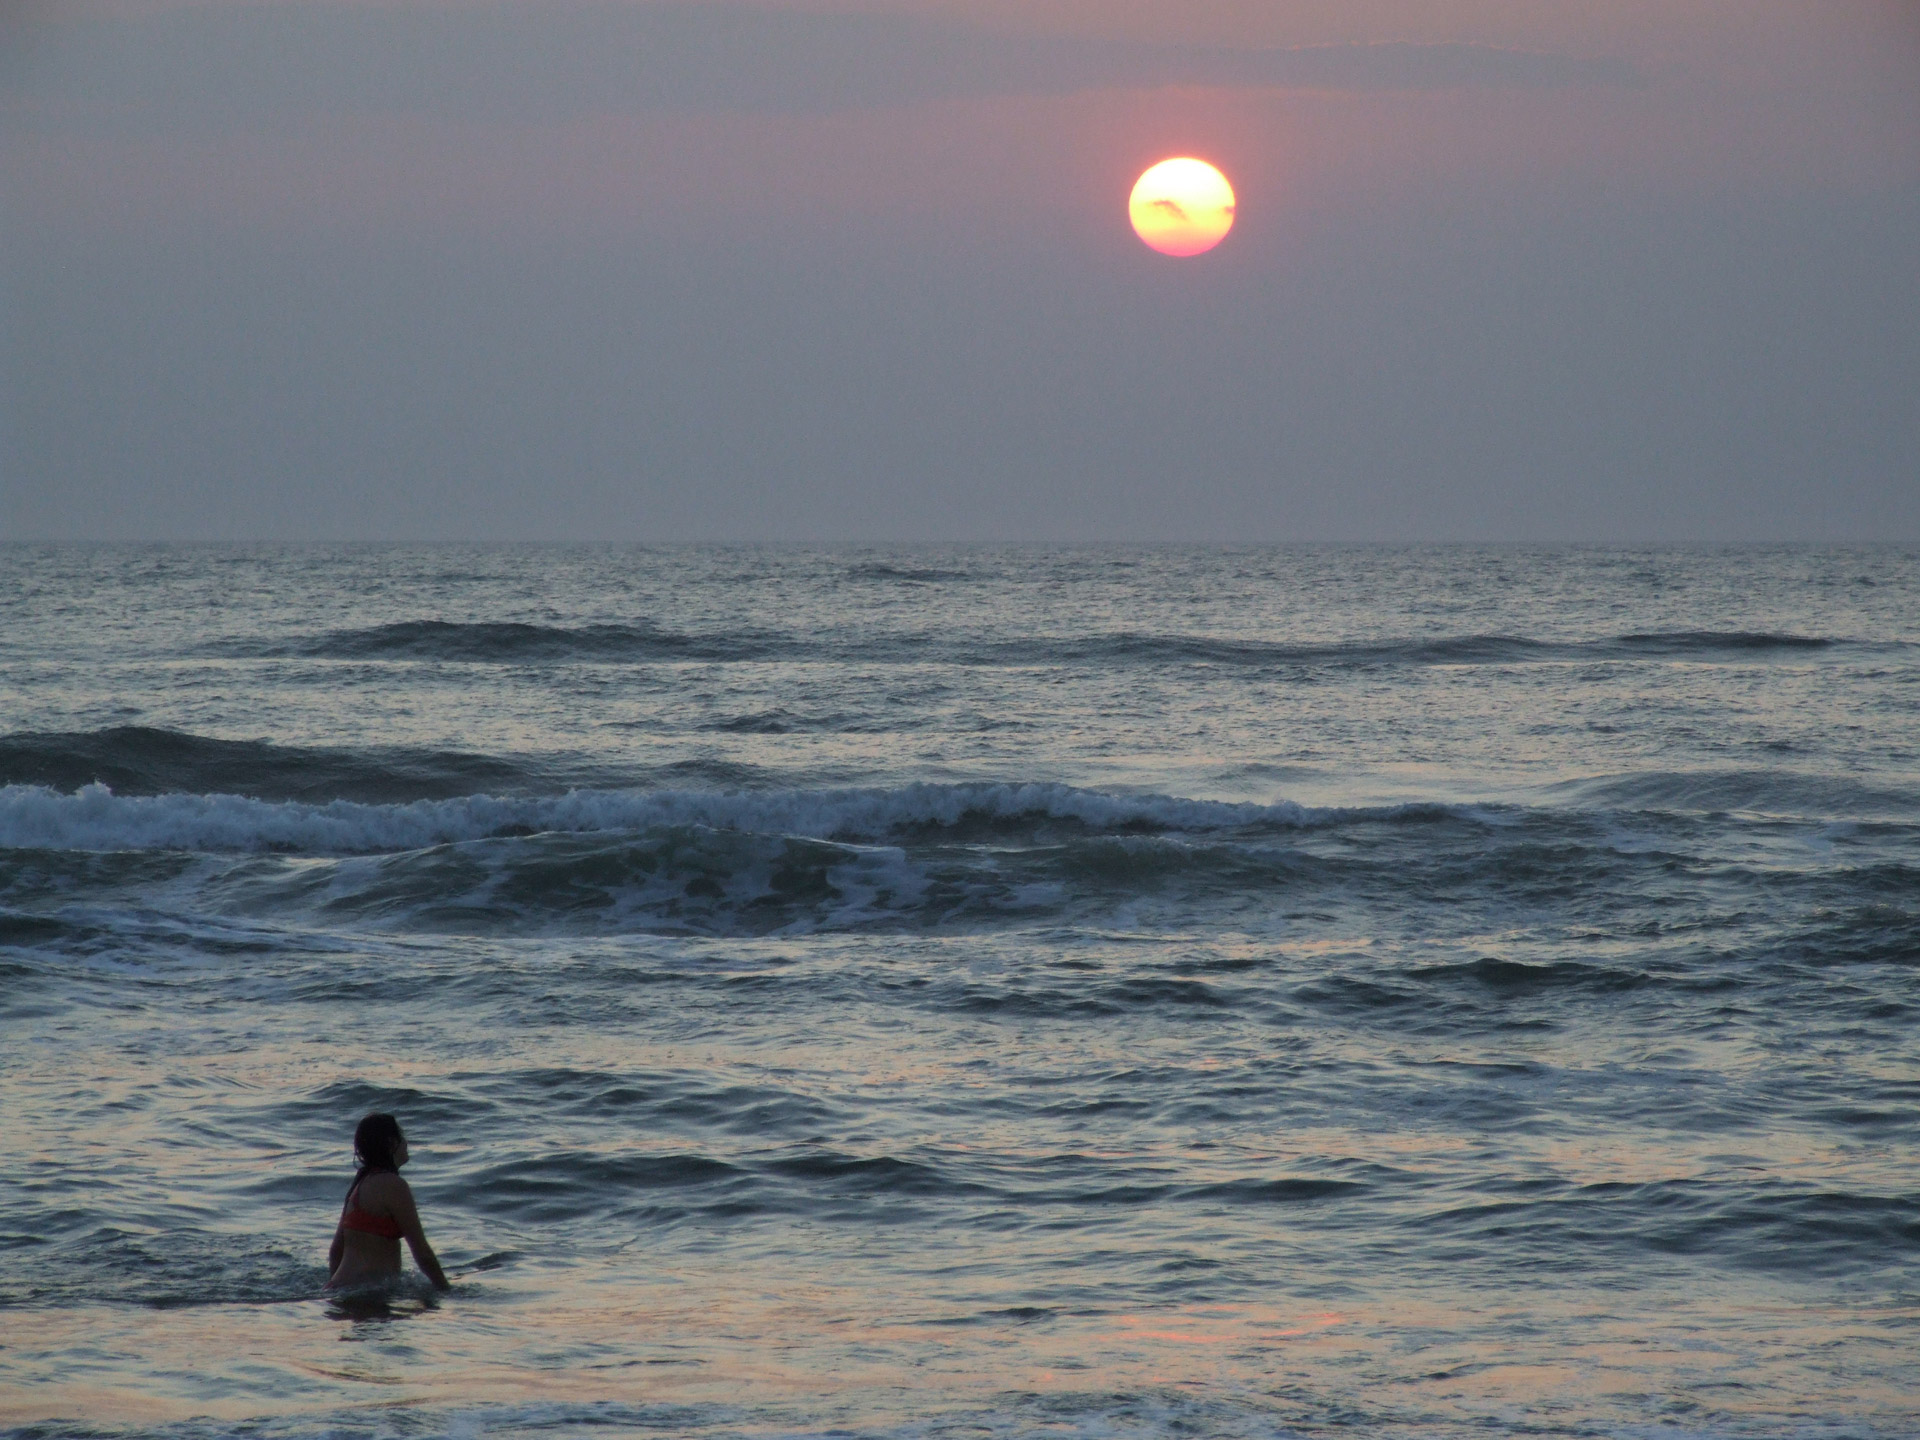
[8,0,1917,239]
[6,1,1916,540]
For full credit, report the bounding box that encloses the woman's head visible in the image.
[353,1112,407,1174]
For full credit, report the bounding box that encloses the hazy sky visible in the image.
[4,0,1917,540]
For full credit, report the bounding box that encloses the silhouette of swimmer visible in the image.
[326,1112,450,1291]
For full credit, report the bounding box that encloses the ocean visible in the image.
[1,542,1915,1439]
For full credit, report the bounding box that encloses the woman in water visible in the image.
[326,1112,451,1291]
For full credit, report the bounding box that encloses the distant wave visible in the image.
[1010,629,1849,667]
[0,726,564,803]
[205,622,1867,668]
[226,619,775,663]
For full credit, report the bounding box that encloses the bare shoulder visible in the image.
[357,1171,414,1206]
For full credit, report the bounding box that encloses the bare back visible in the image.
[327,1170,448,1291]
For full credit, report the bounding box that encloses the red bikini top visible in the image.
[341,1181,406,1239]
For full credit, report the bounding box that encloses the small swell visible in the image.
[1183,1178,1364,1204]
[1565,768,1920,819]
[1406,957,1652,993]
[1609,630,1834,655]
[843,563,973,583]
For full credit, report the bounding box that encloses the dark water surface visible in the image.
[1,544,1916,1438]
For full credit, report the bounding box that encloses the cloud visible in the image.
[1,1,1644,132]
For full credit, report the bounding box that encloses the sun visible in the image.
[1129,158,1236,257]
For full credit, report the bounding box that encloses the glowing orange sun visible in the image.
[1129,158,1236,257]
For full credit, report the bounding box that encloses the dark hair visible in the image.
[352,1112,406,1185]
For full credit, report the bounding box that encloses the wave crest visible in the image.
[0,780,1371,856]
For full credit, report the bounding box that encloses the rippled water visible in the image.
[2,544,1916,1439]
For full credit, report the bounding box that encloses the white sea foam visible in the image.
[0,781,1378,855]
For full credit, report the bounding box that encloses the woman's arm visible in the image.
[390,1179,452,1290]
[328,1218,345,1277]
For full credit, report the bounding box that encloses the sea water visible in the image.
[0,543,1915,1439]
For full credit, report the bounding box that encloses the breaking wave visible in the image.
[0,779,1403,857]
